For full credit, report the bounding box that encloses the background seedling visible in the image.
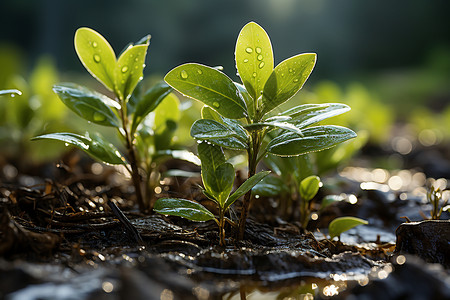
[32,28,196,212]
[165,22,356,239]
[154,142,269,246]
[328,216,368,240]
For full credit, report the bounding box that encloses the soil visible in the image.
[1,147,450,299]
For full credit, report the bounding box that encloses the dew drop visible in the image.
[10,94,15,98]
[293,78,299,83]
[121,66,129,73]
[243,59,249,63]
[289,68,293,73]
[257,54,263,61]
[180,70,188,79]
[212,102,220,108]
[259,62,265,69]
[135,57,139,62]
[92,41,98,48]
[252,72,257,78]
[281,73,285,77]
[64,143,69,147]
[245,47,253,53]
[256,47,262,54]
[197,69,203,75]
[93,54,101,63]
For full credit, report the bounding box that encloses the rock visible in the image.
[395,220,450,268]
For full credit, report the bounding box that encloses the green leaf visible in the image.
[235,22,274,101]
[74,27,116,91]
[197,142,226,172]
[131,82,173,134]
[299,175,320,202]
[191,119,241,140]
[154,93,180,131]
[328,216,368,240]
[164,63,247,119]
[201,106,248,143]
[251,175,289,197]
[267,125,357,156]
[234,82,255,119]
[114,38,150,101]
[261,53,316,117]
[202,162,235,206]
[281,103,350,128]
[244,121,302,135]
[31,132,126,165]
[203,137,248,150]
[155,150,201,166]
[154,198,215,222]
[53,83,120,127]
[225,170,270,210]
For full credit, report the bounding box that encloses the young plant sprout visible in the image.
[32,28,194,212]
[328,216,368,240]
[164,22,356,239]
[427,185,448,220]
[154,142,269,246]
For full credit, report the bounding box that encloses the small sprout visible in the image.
[299,175,321,229]
[328,216,368,240]
[427,185,448,220]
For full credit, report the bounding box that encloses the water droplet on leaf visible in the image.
[197,69,203,75]
[289,68,293,73]
[180,70,188,79]
[257,55,263,61]
[212,102,220,108]
[93,54,101,63]
[243,59,249,63]
[121,66,129,73]
[64,143,69,147]
[259,62,265,69]
[252,72,257,78]
[256,47,262,54]
[92,41,98,48]
[293,79,299,83]
[245,47,253,53]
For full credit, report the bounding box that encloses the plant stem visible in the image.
[119,103,146,213]
[219,208,225,246]
[238,132,260,240]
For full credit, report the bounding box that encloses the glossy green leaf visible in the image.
[114,38,150,101]
[31,132,126,165]
[74,27,116,91]
[164,63,247,119]
[154,198,215,222]
[202,162,235,206]
[131,82,172,134]
[191,119,240,140]
[225,170,270,210]
[261,53,316,117]
[281,103,350,128]
[201,105,223,123]
[53,84,120,127]
[235,22,274,101]
[197,142,226,172]
[251,175,289,198]
[202,106,248,143]
[328,217,368,240]
[267,125,357,156]
[299,175,320,202]
[244,121,302,135]
[234,82,254,119]
[203,137,248,150]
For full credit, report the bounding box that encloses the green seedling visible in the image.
[328,216,368,240]
[154,142,269,246]
[32,28,190,212]
[164,21,356,239]
[299,175,321,229]
[426,185,448,220]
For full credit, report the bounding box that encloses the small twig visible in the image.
[108,201,145,246]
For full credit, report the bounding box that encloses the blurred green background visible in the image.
[1,0,450,173]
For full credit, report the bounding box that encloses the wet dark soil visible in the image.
[1,150,449,299]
